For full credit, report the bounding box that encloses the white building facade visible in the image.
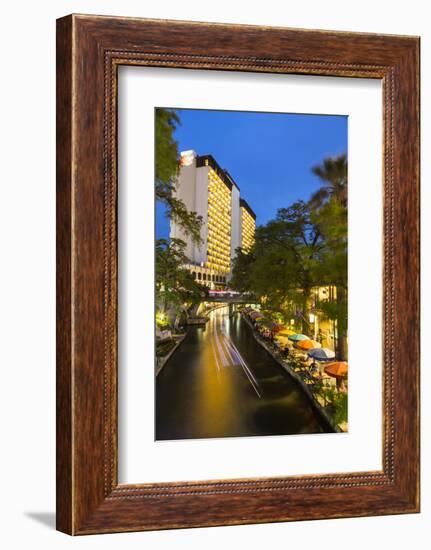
[170,150,256,288]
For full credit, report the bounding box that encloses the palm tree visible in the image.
[310,154,347,208]
[310,154,348,361]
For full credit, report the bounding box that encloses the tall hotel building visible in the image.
[170,150,256,288]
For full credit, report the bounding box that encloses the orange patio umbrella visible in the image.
[324,362,348,379]
[296,339,322,350]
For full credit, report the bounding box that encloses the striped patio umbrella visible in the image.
[297,339,322,350]
[307,347,336,361]
[288,333,310,342]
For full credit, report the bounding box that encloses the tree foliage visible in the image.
[311,199,347,289]
[311,156,348,359]
[232,201,326,328]
[154,109,207,325]
[155,108,203,244]
[155,108,180,184]
[229,247,255,293]
[156,238,207,316]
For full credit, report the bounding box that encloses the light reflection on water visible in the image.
[156,306,329,440]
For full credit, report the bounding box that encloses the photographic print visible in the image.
[155,107,348,441]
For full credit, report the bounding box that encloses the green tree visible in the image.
[230,154,348,358]
[311,199,347,288]
[155,108,203,244]
[155,109,207,326]
[155,108,180,183]
[229,247,255,293]
[230,158,348,358]
[231,202,324,333]
[260,202,324,332]
[156,238,207,319]
[310,155,348,360]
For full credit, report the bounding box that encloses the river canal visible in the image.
[156,306,330,440]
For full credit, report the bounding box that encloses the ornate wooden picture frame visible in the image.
[56,14,420,535]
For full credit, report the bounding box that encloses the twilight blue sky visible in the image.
[156,108,347,240]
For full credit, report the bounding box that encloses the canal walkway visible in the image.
[241,313,340,432]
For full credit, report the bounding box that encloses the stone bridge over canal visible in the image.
[193,293,258,318]
[204,292,257,305]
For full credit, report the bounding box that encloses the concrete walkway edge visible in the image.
[155,334,187,377]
